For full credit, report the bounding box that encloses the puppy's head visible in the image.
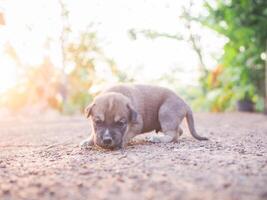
[85,92,137,149]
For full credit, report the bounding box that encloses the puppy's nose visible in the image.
[103,138,112,145]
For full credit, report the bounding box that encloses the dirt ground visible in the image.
[0,113,266,200]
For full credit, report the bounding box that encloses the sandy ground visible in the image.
[0,113,266,200]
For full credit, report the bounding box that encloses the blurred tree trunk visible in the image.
[186,21,208,78]
[181,1,208,78]
[265,40,267,114]
[59,0,70,111]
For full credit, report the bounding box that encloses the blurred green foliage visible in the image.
[63,31,100,114]
[130,0,266,112]
[196,0,267,111]
[62,28,121,114]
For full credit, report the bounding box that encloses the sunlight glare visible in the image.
[0,58,17,93]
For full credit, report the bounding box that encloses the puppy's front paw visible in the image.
[80,139,94,149]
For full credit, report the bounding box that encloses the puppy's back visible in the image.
[104,84,181,132]
[104,84,177,106]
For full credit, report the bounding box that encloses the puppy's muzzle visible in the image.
[102,129,113,147]
[103,138,112,145]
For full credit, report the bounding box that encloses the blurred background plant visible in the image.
[197,0,267,112]
[130,0,267,112]
[0,0,122,116]
[0,0,266,117]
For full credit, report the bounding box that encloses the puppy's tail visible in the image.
[186,109,208,140]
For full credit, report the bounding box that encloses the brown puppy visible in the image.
[81,84,207,150]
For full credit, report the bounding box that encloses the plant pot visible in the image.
[237,100,254,112]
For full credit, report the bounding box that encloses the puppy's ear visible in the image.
[127,103,138,123]
[85,103,95,118]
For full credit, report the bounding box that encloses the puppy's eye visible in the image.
[115,119,126,128]
[94,119,103,126]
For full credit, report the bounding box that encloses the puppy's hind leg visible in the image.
[148,97,183,143]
